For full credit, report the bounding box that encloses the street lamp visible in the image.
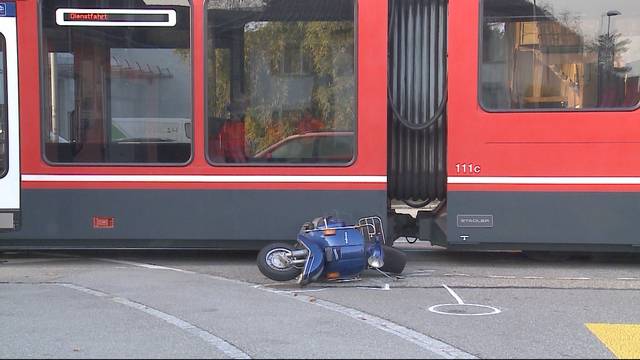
[598,10,622,106]
[607,10,621,36]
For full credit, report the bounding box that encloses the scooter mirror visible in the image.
[368,255,384,269]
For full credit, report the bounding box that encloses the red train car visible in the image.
[0,0,639,252]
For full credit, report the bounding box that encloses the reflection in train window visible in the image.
[481,0,640,110]
[42,0,192,164]
[207,0,355,165]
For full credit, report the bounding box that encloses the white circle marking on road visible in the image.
[428,303,502,316]
[429,284,502,316]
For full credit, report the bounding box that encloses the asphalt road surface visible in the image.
[2,243,640,359]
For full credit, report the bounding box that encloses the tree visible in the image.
[211,19,355,154]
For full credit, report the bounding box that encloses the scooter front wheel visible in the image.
[257,243,303,281]
[379,245,407,274]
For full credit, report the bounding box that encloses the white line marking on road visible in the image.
[98,258,476,359]
[616,277,639,281]
[59,283,108,298]
[444,273,471,277]
[443,284,465,305]
[488,275,517,279]
[406,273,435,278]
[404,270,437,277]
[94,258,197,274]
[254,285,329,294]
[355,285,392,291]
[57,283,250,359]
[522,276,545,280]
[557,277,591,281]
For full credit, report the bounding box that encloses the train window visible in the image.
[481,0,640,111]
[206,0,356,165]
[0,35,6,178]
[41,0,192,164]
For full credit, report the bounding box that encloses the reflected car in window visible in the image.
[111,118,192,144]
[254,131,354,164]
[207,0,355,165]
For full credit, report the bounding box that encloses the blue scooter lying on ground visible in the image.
[257,216,407,286]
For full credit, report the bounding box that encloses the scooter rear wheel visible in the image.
[257,243,303,281]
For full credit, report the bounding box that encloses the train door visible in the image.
[447,0,640,248]
[0,2,19,231]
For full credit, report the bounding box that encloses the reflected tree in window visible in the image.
[481,0,640,110]
[208,0,355,164]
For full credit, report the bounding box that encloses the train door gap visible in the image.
[387,0,448,243]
